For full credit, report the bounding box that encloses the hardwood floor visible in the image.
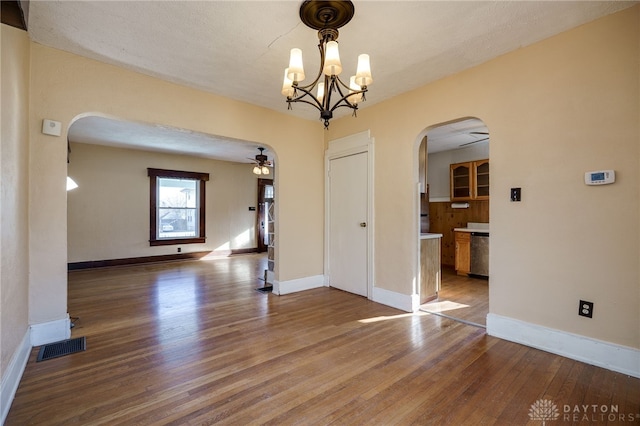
[6,254,639,425]
[421,267,489,327]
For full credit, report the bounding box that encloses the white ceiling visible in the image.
[67,116,272,165]
[426,118,489,154]
[27,0,636,161]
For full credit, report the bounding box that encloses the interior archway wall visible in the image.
[326,7,639,350]
[28,44,325,328]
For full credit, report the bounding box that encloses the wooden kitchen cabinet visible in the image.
[473,159,490,199]
[420,236,441,303]
[450,162,472,200]
[455,231,471,276]
[450,159,489,201]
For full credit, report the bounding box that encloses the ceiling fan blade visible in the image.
[459,137,489,147]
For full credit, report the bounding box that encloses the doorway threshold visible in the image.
[418,308,486,329]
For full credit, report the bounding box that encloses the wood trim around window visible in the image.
[148,168,209,246]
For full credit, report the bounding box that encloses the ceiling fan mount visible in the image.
[249,147,272,167]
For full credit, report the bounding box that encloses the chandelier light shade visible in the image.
[349,76,362,104]
[281,69,294,97]
[317,82,325,103]
[355,54,373,86]
[287,49,306,82]
[322,41,342,76]
[282,0,372,128]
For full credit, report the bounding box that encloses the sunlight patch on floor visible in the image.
[358,311,430,324]
[420,300,470,313]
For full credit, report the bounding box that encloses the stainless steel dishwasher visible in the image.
[470,232,489,277]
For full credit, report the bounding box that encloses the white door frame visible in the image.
[325,130,374,299]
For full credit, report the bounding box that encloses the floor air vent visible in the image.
[37,337,86,362]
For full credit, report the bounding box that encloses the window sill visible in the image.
[150,237,206,246]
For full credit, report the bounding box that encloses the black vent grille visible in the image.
[37,337,86,362]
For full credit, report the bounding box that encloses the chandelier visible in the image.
[250,147,271,175]
[281,0,373,129]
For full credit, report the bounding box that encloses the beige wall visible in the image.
[67,143,264,262]
[4,7,638,386]
[1,26,31,375]
[28,43,325,326]
[327,6,639,348]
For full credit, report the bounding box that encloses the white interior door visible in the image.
[328,152,368,297]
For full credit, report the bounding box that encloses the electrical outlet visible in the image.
[177,247,182,253]
[579,300,594,318]
[510,187,522,202]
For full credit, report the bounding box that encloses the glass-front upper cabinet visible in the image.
[450,159,489,201]
[450,163,472,201]
[473,159,490,200]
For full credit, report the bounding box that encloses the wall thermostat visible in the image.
[584,170,615,185]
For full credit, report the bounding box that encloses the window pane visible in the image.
[264,184,274,200]
[158,178,199,239]
[159,178,198,208]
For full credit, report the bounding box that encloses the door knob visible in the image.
[360,222,367,227]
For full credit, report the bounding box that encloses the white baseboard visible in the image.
[410,293,422,312]
[487,313,640,378]
[1,330,31,425]
[371,286,413,312]
[30,316,71,347]
[265,270,275,285]
[273,274,325,295]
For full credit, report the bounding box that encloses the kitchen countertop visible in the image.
[453,227,490,233]
[420,233,443,239]
[454,222,489,234]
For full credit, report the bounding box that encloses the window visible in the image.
[148,168,209,246]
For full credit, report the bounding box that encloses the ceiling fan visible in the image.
[459,131,490,147]
[249,147,272,175]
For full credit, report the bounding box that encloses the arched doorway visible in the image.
[416,117,490,327]
[66,114,278,272]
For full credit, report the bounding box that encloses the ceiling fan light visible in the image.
[355,54,373,87]
[253,166,262,175]
[261,166,270,175]
[322,41,342,76]
[287,48,305,82]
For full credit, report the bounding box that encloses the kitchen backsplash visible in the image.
[429,200,489,266]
